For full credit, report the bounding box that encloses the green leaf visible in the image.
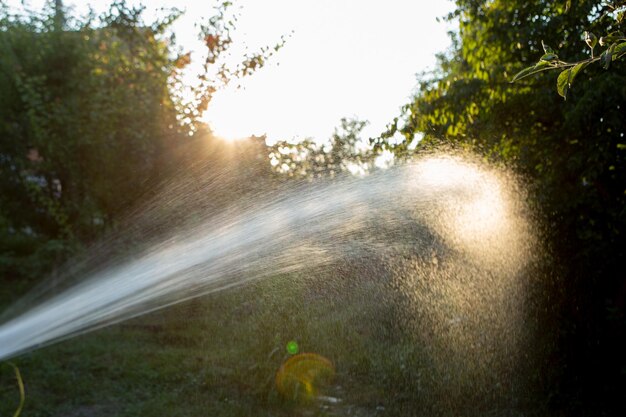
[511,66,536,82]
[540,53,558,62]
[601,44,616,69]
[557,62,587,99]
[510,60,551,83]
[614,42,626,60]
[599,32,624,47]
[570,62,588,78]
[556,69,570,98]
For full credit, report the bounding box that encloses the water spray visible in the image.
[0,156,534,364]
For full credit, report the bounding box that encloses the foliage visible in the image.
[0,1,278,280]
[377,0,626,412]
[0,264,544,416]
[1,1,180,279]
[268,117,373,179]
[511,2,626,98]
[173,1,288,134]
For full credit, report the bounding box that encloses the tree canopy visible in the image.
[268,118,374,180]
[375,0,626,411]
[0,1,278,279]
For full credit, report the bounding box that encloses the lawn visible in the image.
[1,254,546,417]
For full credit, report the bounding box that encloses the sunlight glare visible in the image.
[204,87,268,141]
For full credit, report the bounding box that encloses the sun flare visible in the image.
[201,88,265,141]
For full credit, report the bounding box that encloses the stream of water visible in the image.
[0,155,534,361]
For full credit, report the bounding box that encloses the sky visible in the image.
[7,0,454,144]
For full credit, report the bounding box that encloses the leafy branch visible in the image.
[511,32,626,99]
[172,0,289,134]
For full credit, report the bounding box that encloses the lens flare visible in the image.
[275,353,335,402]
[286,340,299,355]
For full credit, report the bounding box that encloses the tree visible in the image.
[511,2,626,98]
[268,117,374,180]
[378,0,625,412]
[0,0,280,280]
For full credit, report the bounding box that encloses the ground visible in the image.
[0,256,544,417]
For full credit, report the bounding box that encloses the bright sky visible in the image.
[8,0,454,144]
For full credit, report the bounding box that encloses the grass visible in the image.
[0,258,547,417]
[0,269,380,416]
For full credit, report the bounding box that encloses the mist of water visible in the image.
[0,154,535,362]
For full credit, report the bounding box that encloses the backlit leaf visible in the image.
[613,42,626,59]
[556,62,587,99]
[510,60,551,83]
[540,53,558,62]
